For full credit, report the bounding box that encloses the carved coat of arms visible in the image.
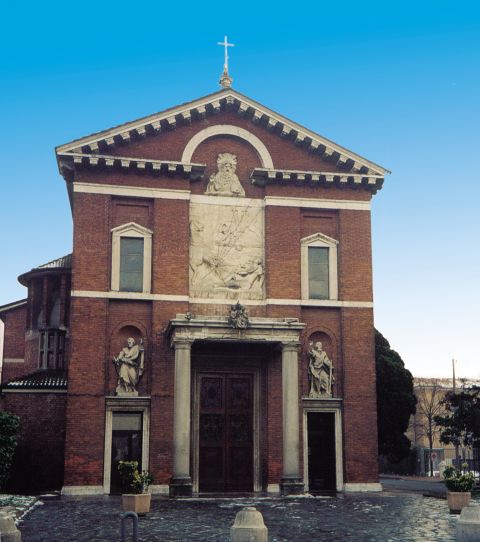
[228,302,249,329]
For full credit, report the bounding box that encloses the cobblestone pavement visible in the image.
[19,493,463,542]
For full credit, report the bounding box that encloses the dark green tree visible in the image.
[0,411,21,490]
[375,329,416,463]
[434,386,480,448]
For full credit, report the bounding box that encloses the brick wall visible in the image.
[63,105,379,489]
[1,306,27,384]
[1,392,67,492]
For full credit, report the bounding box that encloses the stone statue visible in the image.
[307,341,334,397]
[113,337,145,396]
[228,301,249,329]
[205,153,245,197]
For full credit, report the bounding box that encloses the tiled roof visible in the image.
[38,254,72,270]
[3,370,68,391]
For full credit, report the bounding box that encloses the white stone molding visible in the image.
[344,483,383,492]
[62,153,206,179]
[70,290,373,308]
[111,222,153,294]
[302,399,344,492]
[61,485,104,496]
[167,315,305,348]
[103,398,150,494]
[74,182,191,200]
[265,196,370,211]
[252,168,384,194]
[301,233,339,302]
[191,194,263,207]
[267,483,280,494]
[3,358,24,363]
[149,484,169,495]
[71,290,188,302]
[181,125,274,169]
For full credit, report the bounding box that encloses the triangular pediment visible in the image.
[55,88,389,178]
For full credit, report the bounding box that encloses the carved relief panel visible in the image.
[189,201,265,300]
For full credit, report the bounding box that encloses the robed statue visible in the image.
[113,337,145,396]
[307,341,334,397]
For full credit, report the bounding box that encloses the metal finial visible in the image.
[217,35,234,88]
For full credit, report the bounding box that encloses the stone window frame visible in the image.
[301,232,339,301]
[111,222,153,294]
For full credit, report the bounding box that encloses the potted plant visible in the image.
[118,460,154,515]
[443,463,475,514]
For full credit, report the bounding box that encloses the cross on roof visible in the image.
[217,36,234,89]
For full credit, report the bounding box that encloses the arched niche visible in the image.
[181,125,274,169]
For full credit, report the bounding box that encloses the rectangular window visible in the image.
[39,330,65,369]
[120,238,144,292]
[308,246,329,299]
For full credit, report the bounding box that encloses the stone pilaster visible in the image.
[169,338,193,497]
[280,342,304,495]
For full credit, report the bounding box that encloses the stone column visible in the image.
[280,342,304,495]
[169,338,193,497]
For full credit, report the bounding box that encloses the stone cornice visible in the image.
[55,89,390,178]
[251,168,384,194]
[58,152,206,180]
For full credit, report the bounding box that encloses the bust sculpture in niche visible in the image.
[307,341,334,397]
[205,153,245,197]
[113,337,145,396]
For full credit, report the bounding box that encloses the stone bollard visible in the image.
[457,503,480,542]
[0,509,22,542]
[230,507,267,542]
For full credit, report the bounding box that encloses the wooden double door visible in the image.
[198,372,254,492]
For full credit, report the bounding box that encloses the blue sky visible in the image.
[0,1,479,378]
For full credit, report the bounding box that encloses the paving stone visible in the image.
[18,493,466,541]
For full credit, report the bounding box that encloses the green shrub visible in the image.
[117,461,153,494]
[0,411,21,490]
[443,464,475,492]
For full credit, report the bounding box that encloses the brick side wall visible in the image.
[341,308,378,483]
[1,306,27,384]
[1,392,67,492]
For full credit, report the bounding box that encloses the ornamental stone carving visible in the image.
[307,341,334,397]
[228,301,249,329]
[189,202,265,301]
[205,153,245,197]
[113,337,145,396]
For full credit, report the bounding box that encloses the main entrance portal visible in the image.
[198,372,254,492]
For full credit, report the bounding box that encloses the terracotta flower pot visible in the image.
[122,493,151,515]
[447,491,471,514]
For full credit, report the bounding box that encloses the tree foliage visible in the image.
[375,329,416,463]
[0,411,21,490]
[434,386,480,448]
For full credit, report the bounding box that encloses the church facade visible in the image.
[0,85,388,496]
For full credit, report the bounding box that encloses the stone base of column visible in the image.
[169,477,193,497]
[280,478,304,496]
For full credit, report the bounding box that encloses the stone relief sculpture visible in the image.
[205,153,245,197]
[307,341,334,398]
[189,202,265,301]
[228,301,249,329]
[113,337,145,396]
